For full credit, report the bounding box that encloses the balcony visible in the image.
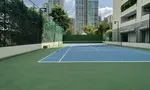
[121,0,137,12]
[142,14,149,21]
[142,0,150,6]
[121,4,137,17]
[121,19,136,27]
[121,0,128,5]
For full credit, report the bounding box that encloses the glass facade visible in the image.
[76,0,85,32]
[75,0,98,33]
[87,0,98,26]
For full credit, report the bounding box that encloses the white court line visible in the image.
[90,45,99,51]
[58,44,72,62]
[39,61,150,63]
[131,50,150,55]
[38,47,67,63]
[90,45,150,55]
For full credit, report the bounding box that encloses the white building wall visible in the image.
[113,0,150,43]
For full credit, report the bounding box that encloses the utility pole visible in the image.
[21,0,24,45]
[3,0,6,46]
[144,6,150,43]
[149,9,150,43]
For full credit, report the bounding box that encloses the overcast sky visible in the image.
[24,0,113,18]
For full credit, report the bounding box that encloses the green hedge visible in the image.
[121,0,137,12]
[63,35,102,43]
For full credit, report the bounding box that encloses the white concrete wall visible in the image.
[0,44,41,59]
[41,41,63,48]
[105,41,150,49]
[0,41,63,59]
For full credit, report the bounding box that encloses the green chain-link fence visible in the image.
[42,20,63,43]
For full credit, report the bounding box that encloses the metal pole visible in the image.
[120,31,122,46]
[136,28,138,43]
[21,0,23,45]
[53,22,56,42]
[149,10,150,43]
[4,0,6,46]
[117,21,119,42]
[40,8,42,43]
[129,29,130,42]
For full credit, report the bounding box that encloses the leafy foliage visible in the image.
[49,5,70,32]
[83,26,96,35]
[104,30,112,41]
[121,0,137,12]
[64,25,74,35]
[0,0,44,47]
[96,22,110,40]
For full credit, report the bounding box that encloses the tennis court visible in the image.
[1,44,150,90]
[39,43,150,63]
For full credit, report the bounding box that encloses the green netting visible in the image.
[42,20,63,43]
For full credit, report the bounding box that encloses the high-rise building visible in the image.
[42,3,49,19]
[43,0,64,20]
[107,15,113,23]
[48,0,64,13]
[104,15,113,23]
[113,0,150,43]
[75,0,98,34]
[98,16,102,22]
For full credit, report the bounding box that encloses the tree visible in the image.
[96,22,110,40]
[83,26,95,35]
[0,0,44,47]
[49,5,70,32]
[104,30,112,41]
[64,25,74,35]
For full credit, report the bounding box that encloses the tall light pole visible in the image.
[144,6,150,43]
[149,9,150,43]
[3,0,6,46]
[114,21,122,46]
[21,0,24,45]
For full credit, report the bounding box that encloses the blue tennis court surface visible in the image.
[38,44,150,63]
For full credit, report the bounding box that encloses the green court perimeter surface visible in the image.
[0,47,150,90]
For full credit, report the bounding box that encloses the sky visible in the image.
[24,0,113,18]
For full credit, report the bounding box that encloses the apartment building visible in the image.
[48,0,64,14]
[98,16,102,22]
[104,15,113,23]
[42,0,64,20]
[113,0,150,43]
[75,0,99,34]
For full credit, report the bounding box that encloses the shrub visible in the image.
[43,46,48,49]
